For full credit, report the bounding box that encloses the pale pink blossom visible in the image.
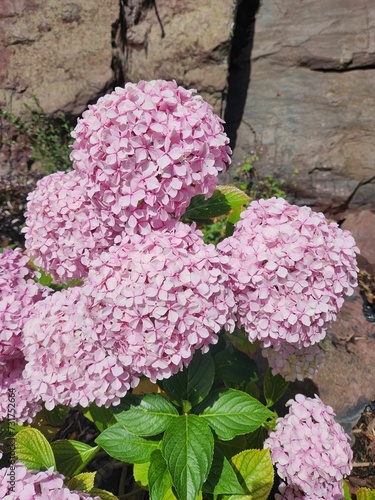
[218,198,359,348]
[23,171,122,284]
[0,464,100,499]
[71,80,231,234]
[264,394,352,499]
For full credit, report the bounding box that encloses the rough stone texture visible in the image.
[118,0,236,114]
[233,0,375,211]
[342,210,375,276]
[0,0,119,116]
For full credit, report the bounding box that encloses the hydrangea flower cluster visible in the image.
[264,394,353,498]
[0,248,51,422]
[261,341,325,382]
[70,79,231,234]
[22,171,121,284]
[217,197,359,349]
[23,222,235,408]
[0,464,100,499]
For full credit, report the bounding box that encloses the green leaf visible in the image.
[95,423,160,464]
[183,185,250,221]
[133,462,150,489]
[203,446,244,495]
[226,327,259,357]
[263,368,289,408]
[161,350,215,407]
[51,440,100,476]
[42,405,69,427]
[225,206,245,237]
[247,426,269,450]
[356,488,375,500]
[197,389,274,440]
[214,348,258,387]
[65,472,96,492]
[149,450,176,500]
[82,403,116,432]
[342,480,352,500]
[113,393,178,436]
[224,449,274,499]
[89,488,119,500]
[16,427,56,471]
[161,415,214,500]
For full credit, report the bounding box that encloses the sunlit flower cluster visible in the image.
[23,222,236,409]
[23,171,121,284]
[0,464,100,499]
[218,197,359,349]
[0,248,50,423]
[264,394,353,498]
[70,79,231,234]
[262,341,325,382]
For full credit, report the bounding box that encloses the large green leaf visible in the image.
[263,368,289,408]
[224,449,274,500]
[214,348,258,387]
[202,446,244,495]
[15,427,56,471]
[149,450,176,500]
[161,415,214,500]
[183,185,250,221]
[197,389,274,440]
[82,403,116,432]
[51,440,100,476]
[161,351,215,407]
[95,423,160,464]
[113,393,178,436]
[356,488,375,500]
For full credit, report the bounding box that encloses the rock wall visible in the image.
[233,0,375,211]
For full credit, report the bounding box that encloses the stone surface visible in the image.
[118,0,236,114]
[342,210,375,276]
[232,0,375,211]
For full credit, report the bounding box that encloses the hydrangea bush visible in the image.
[0,80,366,500]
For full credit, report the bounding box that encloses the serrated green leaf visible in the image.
[134,462,150,489]
[263,368,289,407]
[89,488,119,500]
[82,403,116,432]
[95,423,160,464]
[197,389,274,441]
[16,427,56,471]
[42,405,69,427]
[149,450,176,500]
[203,446,244,495]
[51,440,100,477]
[161,415,214,500]
[161,351,215,407]
[113,393,178,436]
[247,426,269,450]
[226,327,259,357]
[183,185,250,221]
[356,488,375,500]
[214,348,258,387]
[65,472,96,492]
[224,449,274,499]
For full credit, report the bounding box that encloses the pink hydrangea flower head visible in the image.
[81,220,236,382]
[70,80,231,234]
[218,198,359,348]
[0,247,50,423]
[276,481,344,500]
[0,464,101,499]
[264,394,353,498]
[262,341,325,382]
[23,286,139,410]
[23,170,122,284]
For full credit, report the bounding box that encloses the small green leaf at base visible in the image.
[134,462,150,489]
[65,472,96,493]
[51,440,100,477]
[356,488,375,500]
[16,427,56,471]
[224,449,274,500]
[89,488,119,500]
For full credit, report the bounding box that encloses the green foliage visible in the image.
[15,427,56,471]
[0,95,74,174]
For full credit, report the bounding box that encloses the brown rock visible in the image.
[342,210,375,275]
[233,0,375,211]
